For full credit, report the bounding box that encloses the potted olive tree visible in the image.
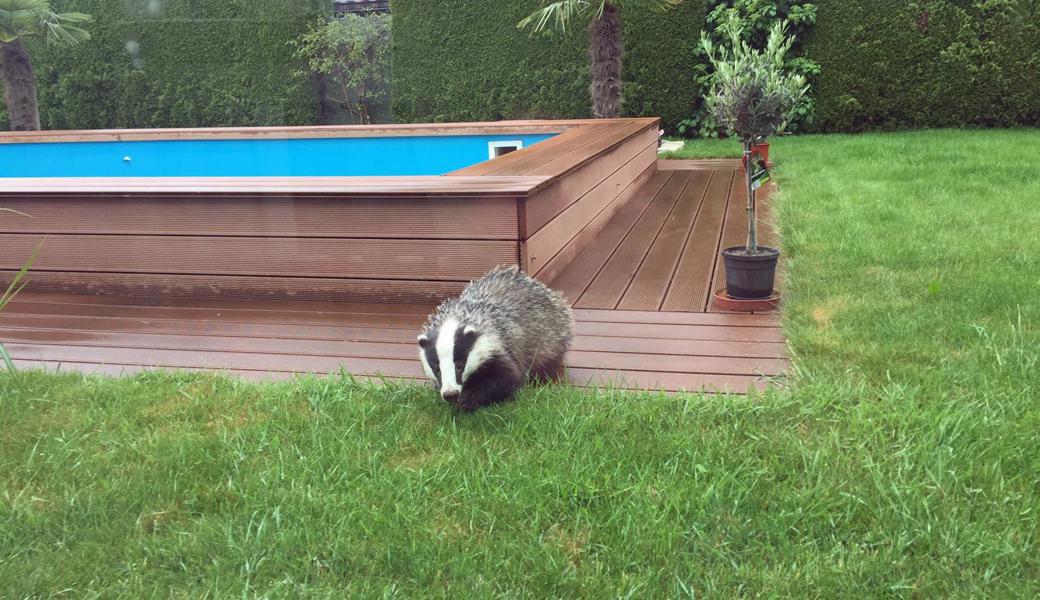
[702,14,808,299]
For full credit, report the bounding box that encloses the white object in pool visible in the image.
[488,140,523,160]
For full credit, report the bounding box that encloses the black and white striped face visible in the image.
[417,318,492,403]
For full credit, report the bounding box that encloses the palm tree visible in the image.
[0,0,90,131]
[519,0,680,118]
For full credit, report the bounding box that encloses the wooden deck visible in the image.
[1,159,785,394]
[545,159,778,313]
[0,118,659,305]
[1,293,785,394]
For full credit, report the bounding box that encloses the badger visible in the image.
[417,265,574,412]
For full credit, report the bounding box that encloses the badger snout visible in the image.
[441,387,461,404]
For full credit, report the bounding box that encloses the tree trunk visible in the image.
[744,141,758,253]
[0,39,42,131]
[587,3,623,118]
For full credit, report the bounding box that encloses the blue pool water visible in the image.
[0,133,555,178]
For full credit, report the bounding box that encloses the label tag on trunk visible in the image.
[751,160,771,190]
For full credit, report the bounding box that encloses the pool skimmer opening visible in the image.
[488,140,523,160]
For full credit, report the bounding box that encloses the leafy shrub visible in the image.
[702,13,809,143]
[1,0,324,130]
[291,14,392,125]
[680,0,817,137]
[702,13,808,253]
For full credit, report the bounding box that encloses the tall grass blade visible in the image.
[0,239,43,312]
[0,343,15,374]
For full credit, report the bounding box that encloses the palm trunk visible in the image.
[587,2,623,118]
[0,39,42,131]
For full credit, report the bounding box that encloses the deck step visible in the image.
[544,166,775,313]
[3,291,785,394]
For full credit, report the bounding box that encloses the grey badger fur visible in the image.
[418,265,574,412]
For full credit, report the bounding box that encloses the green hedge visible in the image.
[392,0,1040,133]
[805,0,1040,131]
[1,0,324,130]
[7,1,1038,133]
[391,0,708,130]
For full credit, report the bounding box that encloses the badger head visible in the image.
[417,318,514,411]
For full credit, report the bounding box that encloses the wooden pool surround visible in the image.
[0,118,661,304]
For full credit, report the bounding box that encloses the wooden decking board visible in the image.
[0,160,786,394]
[0,327,421,361]
[2,290,785,395]
[0,313,424,344]
[2,300,783,342]
[524,127,658,235]
[706,181,779,314]
[661,169,737,312]
[4,342,428,378]
[449,123,613,176]
[572,336,786,359]
[617,169,713,310]
[3,119,666,306]
[571,308,779,327]
[0,176,553,197]
[0,119,593,145]
[484,122,623,176]
[708,169,756,312]
[524,143,658,274]
[15,291,435,317]
[756,183,780,249]
[0,195,522,240]
[0,324,786,360]
[574,321,783,343]
[1,271,467,305]
[574,170,693,309]
[531,163,657,286]
[525,120,650,177]
[2,330,784,377]
[5,299,427,329]
[545,170,671,302]
[10,359,411,384]
[0,235,516,281]
[548,165,778,315]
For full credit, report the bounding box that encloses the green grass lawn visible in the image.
[660,136,743,159]
[3,129,1039,596]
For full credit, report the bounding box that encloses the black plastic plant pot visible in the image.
[721,246,780,299]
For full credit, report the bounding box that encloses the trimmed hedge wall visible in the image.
[391,0,707,130]
[1,0,323,130]
[392,0,1040,133]
[5,1,1037,132]
[806,0,1040,131]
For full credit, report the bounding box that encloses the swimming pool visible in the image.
[0,119,660,304]
[0,133,555,178]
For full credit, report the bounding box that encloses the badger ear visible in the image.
[417,334,431,348]
[462,325,480,340]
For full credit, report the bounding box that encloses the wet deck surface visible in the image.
[547,160,778,313]
[2,293,785,394]
[1,161,786,395]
